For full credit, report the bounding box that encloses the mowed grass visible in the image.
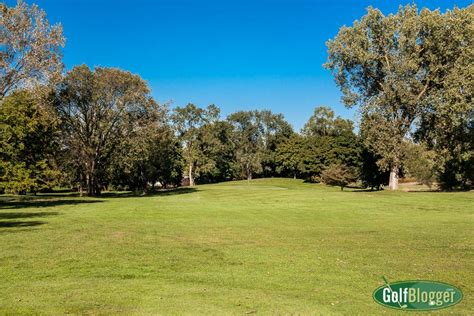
[0,179,472,315]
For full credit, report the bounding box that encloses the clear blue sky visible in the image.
[12,0,472,130]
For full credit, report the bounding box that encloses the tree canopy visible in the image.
[0,0,64,100]
[325,4,474,190]
[54,65,160,195]
[0,90,59,194]
[1,1,472,194]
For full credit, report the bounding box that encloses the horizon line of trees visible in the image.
[1,1,472,195]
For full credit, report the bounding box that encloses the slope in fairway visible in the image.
[0,179,473,314]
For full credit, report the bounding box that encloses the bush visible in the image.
[321,164,357,191]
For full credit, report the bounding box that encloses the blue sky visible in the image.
[12,0,472,130]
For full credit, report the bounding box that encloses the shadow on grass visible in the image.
[0,220,47,229]
[350,188,382,192]
[99,187,198,198]
[0,198,103,210]
[0,211,61,232]
[0,211,59,219]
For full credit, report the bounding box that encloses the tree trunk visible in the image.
[87,174,95,196]
[86,170,100,196]
[188,163,194,187]
[388,167,399,190]
[79,172,85,197]
[94,184,101,196]
[246,162,252,183]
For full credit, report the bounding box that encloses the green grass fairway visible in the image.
[1,179,473,314]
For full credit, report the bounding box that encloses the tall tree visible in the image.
[302,106,335,137]
[258,110,294,176]
[196,120,238,183]
[276,134,305,179]
[287,106,360,181]
[0,90,60,194]
[228,110,293,180]
[109,120,182,192]
[171,103,219,186]
[54,65,157,196]
[227,110,263,181]
[325,4,473,190]
[0,0,64,100]
[415,6,474,189]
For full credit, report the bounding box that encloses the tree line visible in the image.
[1,1,472,195]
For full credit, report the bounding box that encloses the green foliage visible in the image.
[54,65,160,195]
[258,110,294,176]
[403,142,437,187]
[227,111,264,180]
[0,91,60,194]
[109,117,182,192]
[196,120,238,183]
[359,113,404,173]
[0,0,65,99]
[276,134,305,178]
[275,106,360,181]
[325,4,474,189]
[228,110,293,180]
[358,147,389,190]
[321,164,357,190]
[2,2,471,194]
[171,103,221,186]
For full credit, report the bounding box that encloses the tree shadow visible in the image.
[0,220,46,229]
[405,190,441,193]
[0,211,59,219]
[0,198,103,210]
[0,211,61,232]
[99,187,198,198]
[350,188,382,192]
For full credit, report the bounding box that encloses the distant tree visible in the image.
[325,4,473,190]
[171,103,219,186]
[54,65,157,196]
[0,91,60,194]
[227,110,293,180]
[258,110,294,176]
[403,142,438,188]
[109,121,182,192]
[329,122,360,167]
[196,120,238,183]
[108,103,182,193]
[147,130,182,189]
[293,106,360,181]
[227,111,263,181]
[321,164,357,191]
[297,136,332,178]
[276,134,305,179]
[302,106,335,136]
[0,1,65,100]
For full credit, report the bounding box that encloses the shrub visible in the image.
[321,164,357,191]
